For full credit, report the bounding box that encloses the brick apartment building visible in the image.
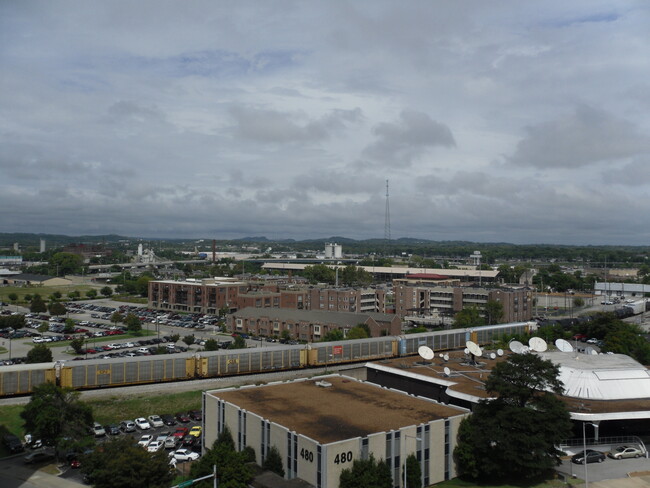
[394,283,533,323]
[228,308,402,341]
[148,278,386,315]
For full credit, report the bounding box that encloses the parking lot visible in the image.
[557,455,650,483]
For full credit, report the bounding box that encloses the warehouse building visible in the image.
[203,375,468,488]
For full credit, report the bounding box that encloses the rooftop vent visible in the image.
[315,381,332,388]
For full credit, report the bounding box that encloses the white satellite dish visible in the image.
[466,341,482,357]
[555,338,573,353]
[520,345,530,354]
[585,346,598,356]
[497,349,504,357]
[464,348,469,355]
[439,353,444,358]
[490,352,496,360]
[443,366,451,377]
[529,337,548,353]
[509,340,524,353]
[443,354,449,362]
[418,346,434,361]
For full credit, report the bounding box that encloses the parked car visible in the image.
[120,420,136,433]
[164,436,180,449]
[188,410,202,421]
[147,440,164,452]
[608,445,645,459]
[173,427,189,438]
[175,412,191,423]
[189,426,202,438]
[92,422,106,437]
[137,435,154,448]
[169,448,200,462]
[24,448,55,464]
[161,414,177,426]
[148,415,164,428]
[182,435,198,448]
[135,418,151,430]
[572,449,606,464]
[3,434,24,453]
[104,424,121,436]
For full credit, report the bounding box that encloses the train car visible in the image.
[196,344,306,377]
[307,336,397,366]
[59,355,196,390]
[0,362,56,396]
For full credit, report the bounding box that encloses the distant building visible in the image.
[228,308,401,340]
[62,243,112,262]
[324,242,342,259]
[3,273,72,287]
[204,375,467,488]
[393,282,532,322]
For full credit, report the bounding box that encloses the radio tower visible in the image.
[384,179,391,253]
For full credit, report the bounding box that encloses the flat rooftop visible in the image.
[209,375,465,444]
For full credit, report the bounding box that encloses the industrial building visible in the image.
[203,375,468,488]
[227,308,401,341]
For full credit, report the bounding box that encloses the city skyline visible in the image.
[2,1,650,245]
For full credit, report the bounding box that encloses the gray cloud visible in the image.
[508,105,650,168]
[363,110,455,166]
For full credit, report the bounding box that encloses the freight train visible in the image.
[0,321,534,397]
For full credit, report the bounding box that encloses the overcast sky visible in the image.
[2,1,650,245]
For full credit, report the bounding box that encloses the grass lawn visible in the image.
[0,285,98,304]
[112,295,148,304]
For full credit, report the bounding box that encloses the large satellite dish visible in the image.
[509,340,524,353]
[529,337,548,353]
[555,338,573,353]
[418,346,434,361]
[466,341,482,357]
[443,366,451,377]
[490,352,496,360]
[497,348,504,357]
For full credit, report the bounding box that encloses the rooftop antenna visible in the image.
[443,366,451,377]
[509,340,524,354]
[466,340,482,365]
[555,338,573,353]
[384,179,391,255]
[497,348,504,357]
[529,337,548,353]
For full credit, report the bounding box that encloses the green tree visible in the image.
[190,426,253,488]
[30,295,47,313]
[0,314,26,329]
[170,333,180,343]
[204,338,220,351]
[454,353,572,481]
[51,291,62,300]
[110,311,124,325]
[573,297,585,307]
[64,318,75,334]
[322,329,344,342]
[100,286,113,297]
[229,335,247,349]
[485,300,504,325]
[85,289,97,299]
[347,326,369,340]
[67,290,81,300]
[404,453,422,488]
[280,330,291,341]
[262,445,285,477]
[453,306,485,328]
[183,335,195,347]
[20,383,93,448]
[124,313,142,333]
[48,301,67,317]
[81,436,173,488]
[26,344,53,363]
[8,292,18,305]
[70,337,85,354]
[339,455,392,488]
[50,252,83,275]
[302,264,336,284]
[135,275,153,296]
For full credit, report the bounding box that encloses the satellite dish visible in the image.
[418,346,434,361]
[555,338,573,353]
[520,345,530,354]
[439,353,444,358]
[443,354,449,362]
[443,366,451,377]
[466,341,482,357]
[490,352,496,360]
[509,340,524,353]
[529,337,548,353]
[464,348,469,355]
[497,349,504,357]
[585,346,598,356]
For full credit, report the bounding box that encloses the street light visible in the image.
[402,434,421,488]
[582,421,599,488]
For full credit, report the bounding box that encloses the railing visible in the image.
[559,435,646,450]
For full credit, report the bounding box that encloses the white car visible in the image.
[148,415,164,428]
[138,435,153,448]
[147,440,163,452]
[169,449,200,462]
[135,417,151,430]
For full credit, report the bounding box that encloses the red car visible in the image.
[173,427,189,438]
